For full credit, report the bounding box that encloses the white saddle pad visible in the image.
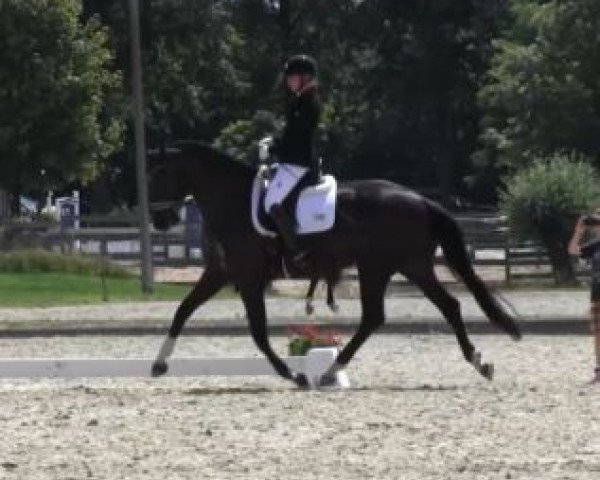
[295,175,337,234]
[251,170,337,236]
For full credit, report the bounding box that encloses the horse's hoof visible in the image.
[151,361,168,377]
[292,372,310,389]
[305,303,314,315]
[480,363,494,381]
[329,303,339,313]
[317,373,338,388]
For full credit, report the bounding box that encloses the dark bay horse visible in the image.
[305,277,338,315]
[148,142,521,387]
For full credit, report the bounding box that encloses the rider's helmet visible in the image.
[283,54,318,78]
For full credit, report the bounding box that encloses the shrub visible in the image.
[499,153,600,284]
[0,249,132,278]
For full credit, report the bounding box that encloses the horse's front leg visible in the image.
[319,266,390,386]
[151,267,227,376]
[240,285,309,388]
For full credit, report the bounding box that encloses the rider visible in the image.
[266,54,322,264]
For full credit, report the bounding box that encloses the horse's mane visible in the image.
[170,141,256,178]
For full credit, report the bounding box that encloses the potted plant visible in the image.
[288,324,342,356]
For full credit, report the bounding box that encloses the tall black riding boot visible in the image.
[269,203,301,253]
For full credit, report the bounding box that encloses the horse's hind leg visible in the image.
[305,277,339,314]
[151,267,227,376]
[326,282,339,312]
[305,277,318,315]
[409,270,493,380]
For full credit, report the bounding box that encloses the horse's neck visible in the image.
[185,159,254,232]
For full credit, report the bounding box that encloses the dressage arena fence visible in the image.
[0,347,350,389]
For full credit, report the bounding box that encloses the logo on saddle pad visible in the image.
[251,164,337,237]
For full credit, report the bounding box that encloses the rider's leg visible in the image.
[269,202,301,253]
[269,173,313,256]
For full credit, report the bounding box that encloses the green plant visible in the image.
[0,249,131,278]
[499,153,600,284]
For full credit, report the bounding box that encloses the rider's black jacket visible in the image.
[275,86,321,171]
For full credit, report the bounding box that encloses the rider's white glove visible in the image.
[258,136,273,162]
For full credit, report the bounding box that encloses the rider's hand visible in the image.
[258,136,273,162]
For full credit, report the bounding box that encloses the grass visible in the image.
[0,250,237,307]
[0,272,196,307]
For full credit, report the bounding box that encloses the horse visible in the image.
[148,141,521,387]
[305,277,339,315]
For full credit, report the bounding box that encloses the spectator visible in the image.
[567,209,600,383]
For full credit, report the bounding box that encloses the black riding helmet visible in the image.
[283,54,318,77]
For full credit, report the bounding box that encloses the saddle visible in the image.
[251,164,337,237]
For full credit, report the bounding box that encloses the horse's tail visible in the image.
[427,201,522,340]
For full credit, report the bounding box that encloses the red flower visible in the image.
[288,324,341,346]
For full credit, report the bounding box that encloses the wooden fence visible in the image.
[454,213,586,285]
[0,213,586,284]
[0,221,203,266]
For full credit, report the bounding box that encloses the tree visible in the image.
[83,0,252,209]
[474,0,600,201]
[500,153,600,284]
[323,0,508,205]
[79,0,508,208]
[0,0,124,200]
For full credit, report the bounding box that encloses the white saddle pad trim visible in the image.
[251,172,277,238]
[264,163,308,212]
[295,175,336,234]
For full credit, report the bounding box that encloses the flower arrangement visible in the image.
[287,324,342,356]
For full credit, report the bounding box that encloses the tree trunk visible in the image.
[544,239,577,286]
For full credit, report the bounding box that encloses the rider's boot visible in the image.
[269,203,310,269]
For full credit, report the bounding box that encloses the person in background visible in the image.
[567,209,600,383]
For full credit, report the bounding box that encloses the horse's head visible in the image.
[147,149,183,231]
[147,141,255,231]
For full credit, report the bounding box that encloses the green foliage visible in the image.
[0,0,125,196]
[4,1,519,207]
[499,154,600,283]
[140,1,251,144]
[81,0,504,206]
[213,110,279,163]
[500,154,600,239]
[475,0,600,200]
[0,249,131,277]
